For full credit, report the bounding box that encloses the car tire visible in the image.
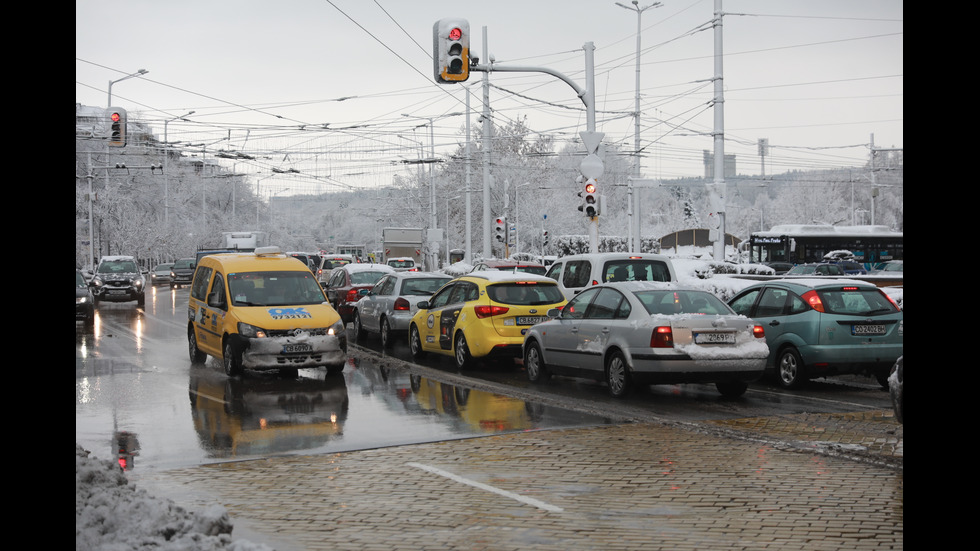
[715,380,749,397]
[223,339,244,377]
[188,328,206,364]
[352,310,366,342]
[454,332,473,370]
[137,293,145,307]
[524,340,550,383]
[409,324,426,359]
[776,347,806,389]
[605,351,632,398]
[380,317,393,349]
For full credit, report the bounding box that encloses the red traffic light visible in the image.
[585,182,596,194]
[110,112,122,123]
[449,27,462,40]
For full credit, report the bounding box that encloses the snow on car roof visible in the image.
[341,263,395,272]
[465,271,557,283]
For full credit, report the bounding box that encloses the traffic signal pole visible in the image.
[470,42,600,252]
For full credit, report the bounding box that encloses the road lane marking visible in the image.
[406,462,564,513]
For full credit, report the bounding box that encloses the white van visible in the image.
[543,253,677,300]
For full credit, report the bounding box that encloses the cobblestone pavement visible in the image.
[140,411,903,551]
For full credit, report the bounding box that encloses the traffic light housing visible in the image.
[107,108,127,147]
[494,217,506,242]
[542,229,550,247]
[583,179,599,217]
[433,18,469,83]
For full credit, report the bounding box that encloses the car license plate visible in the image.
[517,316,547,325]
[108,289,127,295]
[282,343,313,353]
[694,332,735,344]
[852,325,886,335]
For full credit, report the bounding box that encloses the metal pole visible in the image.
[465,89,473,263]
[711,0,727,261]
[482,26,492,259]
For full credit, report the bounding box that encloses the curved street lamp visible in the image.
[108,69,148,107]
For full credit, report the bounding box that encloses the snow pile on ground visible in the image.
[76,444,272,551]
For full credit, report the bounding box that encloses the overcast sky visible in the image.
[76,0,903,194]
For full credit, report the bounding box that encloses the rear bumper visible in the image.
[630,356,766,384]
[798,343,903,374]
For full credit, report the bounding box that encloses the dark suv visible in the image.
[90,256,146,307]
[170,258,196,288]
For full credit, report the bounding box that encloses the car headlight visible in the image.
[90,277,103,287]
[133,278,144,288]
[76,296,89,304]
[328,319,346,337]
[238,322,268,338]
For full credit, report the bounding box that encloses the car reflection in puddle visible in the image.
[187,357,614,462]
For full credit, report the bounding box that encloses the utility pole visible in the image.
[709,0,728,261]
[617,1,661,252]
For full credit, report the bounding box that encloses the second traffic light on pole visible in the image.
[494,216,507,242]
[581,178,599,217]
[433,18,470,84]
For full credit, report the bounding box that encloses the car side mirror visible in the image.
[416,301,429,309]
[207,292,225,308]
[547,308,563,318]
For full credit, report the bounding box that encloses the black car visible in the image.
[76,270,95,328]
[90,256,146,307]
[170,258,196,288]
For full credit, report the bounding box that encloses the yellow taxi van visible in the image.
[187,246,348,377]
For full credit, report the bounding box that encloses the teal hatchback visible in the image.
[728,279,903,389]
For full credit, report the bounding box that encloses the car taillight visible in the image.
[650,326,673,348]
[474,305,509,318]
[801,290,824,312]
[880,290,901,311]
[345,289,360,303]
[394,297,410,311]
[753,325,765,338]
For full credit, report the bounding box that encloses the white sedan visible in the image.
[522,281,769,398]
[351,271,451,348]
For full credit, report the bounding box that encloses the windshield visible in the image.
[487,282,564,305]
[227,271,326,306]
[401,277,450,295]
[173,259,195,269]
[635,289,734,316]
[98,260,138,274]
[76,272,86,287]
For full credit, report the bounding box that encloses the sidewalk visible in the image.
[137,412,902,550]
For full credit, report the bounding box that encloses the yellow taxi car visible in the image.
[409,272,566,370]
[187,246,348,377]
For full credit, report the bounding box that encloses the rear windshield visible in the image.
[487,282,564,305]
[635,289,733,316]
[401,277,450,295]
[515,266,546,275]
[388,260,415,268]
[350,271,389,285]
[817,288,899,315]
[228,271,326,306]
[601,259,672,283]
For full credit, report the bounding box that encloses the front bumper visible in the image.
[95,288,143,302]
[239,333,348,371]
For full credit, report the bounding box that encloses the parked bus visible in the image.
[743,224,903,269]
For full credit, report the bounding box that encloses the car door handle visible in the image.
[769,320,781,327]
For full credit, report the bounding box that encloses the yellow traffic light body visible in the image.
[433,18,470,83]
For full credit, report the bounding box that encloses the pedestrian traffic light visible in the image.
[494,217,506,242]
[107,108,127,147]
[583,179,599,217]
[433,18,470,83]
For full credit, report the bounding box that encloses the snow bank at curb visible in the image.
[75,444,273,551]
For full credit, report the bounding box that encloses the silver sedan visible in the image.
[351,271,452,348]
[522,281,769,398]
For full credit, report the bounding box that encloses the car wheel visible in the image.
[137,293,145,307]
[715,380,749,398]
[409,324,426,359]
[776,347,806,389]
[223,339,244,377]
[352,310,365,342]
[188,328,206,364]
[874,368,890,389]
[605,351,632,398]
[380,317,393,349]
[524,340,550,383]
[454,332,473,370]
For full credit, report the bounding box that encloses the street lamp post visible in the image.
[107,69,148,107]
[616,1,661,252]
[163,111,195,225]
